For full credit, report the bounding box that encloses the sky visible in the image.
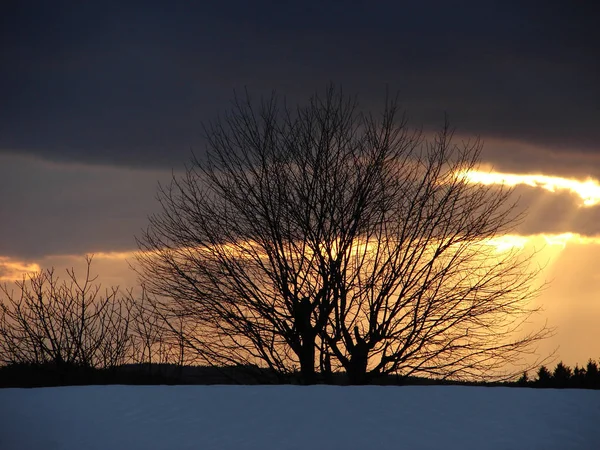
[1,0,599,367]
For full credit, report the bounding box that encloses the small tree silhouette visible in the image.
[552,362,572,388]
[536,365,552,387]
[585,359,599,389]
[517,371,529,386]
[572,365,585,388]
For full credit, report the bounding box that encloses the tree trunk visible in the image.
[344,327,370,384]
[294,297,317,384]
[321,351,333,384]
[345,345,369,385]
[298,339,316,384]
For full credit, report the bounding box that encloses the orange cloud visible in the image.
[0,257,41,282]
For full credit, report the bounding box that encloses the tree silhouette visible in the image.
[136,85,551,384]
[536,365,552,387]
[585,359,599,388]
[0,257,135,372]
[517,371,529,386]
[552,361,572,388]
[572,364,585,388]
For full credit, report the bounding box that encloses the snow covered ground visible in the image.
[0,385,598,449]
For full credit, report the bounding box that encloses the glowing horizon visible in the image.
[3,232,600,283]
[2,230,600,367]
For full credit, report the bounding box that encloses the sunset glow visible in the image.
[484,233,600,252]
[0,258,41,282]
[4,232,600,283]
[462,170,600,206]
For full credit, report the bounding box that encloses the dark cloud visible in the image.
[1,0,598,168]
[0,153,170,258]
[2,1,599,259]
[478,139,600,180]
[2,150,600,260]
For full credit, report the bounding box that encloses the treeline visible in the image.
[1,259,598,389]
[3,360,600,389]
[517,360,600,389]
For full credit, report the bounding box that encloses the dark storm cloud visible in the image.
[1,0,598,168]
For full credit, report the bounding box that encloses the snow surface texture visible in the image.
[0,385,599,449]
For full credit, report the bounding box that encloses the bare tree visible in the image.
[0,256,135,371]
[136,85,551,384]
